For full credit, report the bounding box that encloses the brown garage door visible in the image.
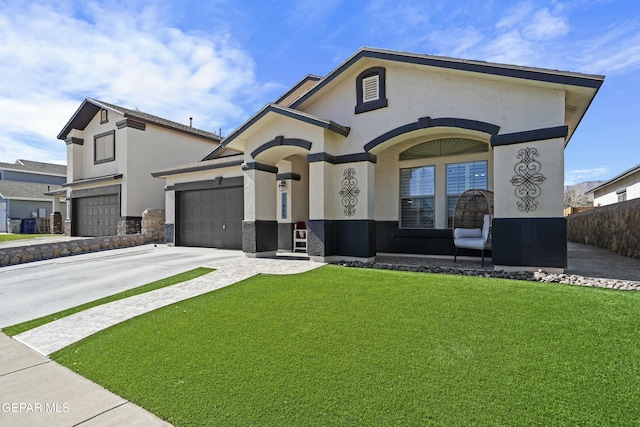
[177,186,243,249]
[73,194,119,237]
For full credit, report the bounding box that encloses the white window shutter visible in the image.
[362,75,379,103]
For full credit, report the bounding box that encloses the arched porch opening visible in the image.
[371,124,493,257]
[243,139,311,256]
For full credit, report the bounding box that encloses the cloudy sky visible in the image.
[1,0,638,184]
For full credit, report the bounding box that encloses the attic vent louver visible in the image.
[362,75,380,102]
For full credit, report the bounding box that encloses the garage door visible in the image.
[177,186,243,249]
[74,194,119,237]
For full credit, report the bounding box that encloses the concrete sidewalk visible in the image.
[1,256,324,427]
[0,332,171,427]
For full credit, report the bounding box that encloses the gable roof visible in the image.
[57,98,221,142]
[0,180,61,200]
[290,47,605,110]
[204,103,350,159]
[288,47,604,145]
[275,74,322,106]
[586,163,640,195]
[0,159,66,176]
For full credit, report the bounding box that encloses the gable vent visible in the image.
[362,75,380,103]
[565,105,577,113]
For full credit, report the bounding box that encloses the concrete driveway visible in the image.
[0,244,243,328]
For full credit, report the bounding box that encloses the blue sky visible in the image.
[1,0,638,185]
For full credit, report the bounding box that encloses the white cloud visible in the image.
[523,8,570,40]
[0,1,270,163]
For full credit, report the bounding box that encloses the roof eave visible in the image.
[208,104,350,156]
[290,47,605,110]
[586,164,640,194]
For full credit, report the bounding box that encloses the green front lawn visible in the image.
[53,265,640,426]
[0,233,55,242]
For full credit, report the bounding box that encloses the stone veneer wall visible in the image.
[567,198,640,259]
[142,209,165,243]
[0,235,147,267]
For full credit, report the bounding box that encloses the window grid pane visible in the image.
[401,196,434,228]
[95,133,115,163]
[446,161,488,227]
[400,166,435,228]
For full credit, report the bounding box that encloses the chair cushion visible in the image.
[454,237,486,250]
[454,228,482,239]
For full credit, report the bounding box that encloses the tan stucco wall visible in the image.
[67,111,217,218]
[493,138,565,218]
[301,61,566,157]
[239,116,326,165]
[124,126,215,216]
[245,168,277,221]
[304,61,565,223]
[275,155,309,223]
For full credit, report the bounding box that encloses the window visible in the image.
[446,161,488,227]
[100,109,108,123]
[617,189,627,202]
[355,67,388,114]
[400,166,435,228]
[94,131,115,164]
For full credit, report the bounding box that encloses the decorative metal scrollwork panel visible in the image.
[510,147,546,212]
[339,168,360,217]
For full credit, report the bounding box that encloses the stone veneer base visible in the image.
[0,235,148,268]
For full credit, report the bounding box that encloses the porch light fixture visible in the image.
[279,179,286,192]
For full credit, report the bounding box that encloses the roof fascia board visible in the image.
[120,112,219,141]
[216,104,349,150]
[57,98,100,140]
[63,173,123,187]
[0,196,51,201]
[151,157,244,177]
[290,48,604,110]
[274,74,322,105]
[586,164,640,194]
[0,168,66,177]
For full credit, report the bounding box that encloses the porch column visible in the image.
[242,162,278,257]
[307,155,376,262]
[490,127,568,272]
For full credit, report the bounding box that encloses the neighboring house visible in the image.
[152,47,604,271]
[587,163,640,206]
[57,98,221,237]
[0,159,67,233]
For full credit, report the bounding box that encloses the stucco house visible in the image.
[152,47,604,271]
[587,163,640,206]
[0,160,67,232]
[57,98,221,237]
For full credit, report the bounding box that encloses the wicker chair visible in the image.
[452,189,494,266]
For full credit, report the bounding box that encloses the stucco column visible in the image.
[242,163,278,257]
[307,158,376,262]
[164,190,175,244]
[491,134,566,271]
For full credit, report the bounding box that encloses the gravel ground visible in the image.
[333,261,640,291]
